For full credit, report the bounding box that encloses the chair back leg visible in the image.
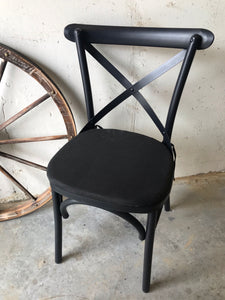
[164,196,171,211]
[52,190,63,263]
[142,210,158,292]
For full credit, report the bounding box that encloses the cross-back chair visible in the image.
[47,24,214,292]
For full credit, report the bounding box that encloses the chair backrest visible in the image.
[64,24,214,153]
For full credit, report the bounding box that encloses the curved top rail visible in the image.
[64,24,214,50]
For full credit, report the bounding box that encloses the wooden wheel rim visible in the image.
[0,43,76,221]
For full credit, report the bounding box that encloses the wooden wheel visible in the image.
[0,43,76,221]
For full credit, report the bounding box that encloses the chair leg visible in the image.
[142,211,158,293]
[164,196,171,211]
[52,190,63,264]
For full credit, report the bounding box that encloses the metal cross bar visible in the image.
[84,43,185,151]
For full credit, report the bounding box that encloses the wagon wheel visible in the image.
[0,43,76,221]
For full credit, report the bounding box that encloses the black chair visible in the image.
[47,24,214,292]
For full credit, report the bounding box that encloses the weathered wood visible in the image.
[0,43,76,221]
[0,165,36,200]
[0,187,51,221]
[0,43,76,139]
[0,151,47,171]
[0,59,7,81]
[0,135,68,145]
[0,93,50,131]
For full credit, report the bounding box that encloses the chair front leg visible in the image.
[52,189,63,263]
[142,210,158,293]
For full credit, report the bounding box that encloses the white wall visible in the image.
[0,0,224,194]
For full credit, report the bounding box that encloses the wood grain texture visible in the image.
[0,151,47,171]
[0,43,76,221]
[0,135,68,145]
[0,94,50,131]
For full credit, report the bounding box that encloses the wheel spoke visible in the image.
[0,134,68,145]
[0,151,47,171]
[0,93,50,131]
[0,165,36,200]
[0,59,7,81]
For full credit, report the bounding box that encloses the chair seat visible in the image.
[47,129,175,213]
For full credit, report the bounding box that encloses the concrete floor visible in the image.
[0,172,225,300]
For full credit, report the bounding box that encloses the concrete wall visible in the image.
[0,0,224,198]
